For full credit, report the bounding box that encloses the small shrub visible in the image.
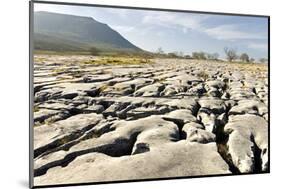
[89,47,100,56]
[240,53,250,62]
[98,85,109,93]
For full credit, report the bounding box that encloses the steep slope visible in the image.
[34,11,142,52]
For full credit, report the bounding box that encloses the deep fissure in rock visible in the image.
[162,117,185,140]
[34,121,100,158]
[34,131,141,177]
[250,135,263,173]
[213,107,240,174]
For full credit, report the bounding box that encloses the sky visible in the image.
[34,3,268,60]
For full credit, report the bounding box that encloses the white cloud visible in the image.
[141,12,207,30]
[248,43,268,51]
[112,25,153,36]
[102,8,130,19]
[141,12,267,42]
[34,4,268,47]
[111,25,135,33]
[204,24,266,41]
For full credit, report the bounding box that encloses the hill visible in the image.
[34,11,142,53]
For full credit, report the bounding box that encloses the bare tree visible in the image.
[212,53,219,60]
[178,51,184,57]
[240,53,250,62]
[156,47,164,55]
[206,53,212,60]
[192,52,206,60]
[206,53,219,60]
[259,58,268,64]
[224,47,238,62]
[184,54,192,59]
[167,52,178,58]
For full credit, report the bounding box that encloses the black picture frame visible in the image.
[29,1,270,188]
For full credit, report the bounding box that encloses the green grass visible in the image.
[33,105,40,112]
[98,84,109,93]
[83,57,152,65]
[34,117,57,127]
[34,50,91,56]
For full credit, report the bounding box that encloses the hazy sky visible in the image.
[34,3,268,60]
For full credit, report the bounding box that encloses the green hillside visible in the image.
[34,11,143,53]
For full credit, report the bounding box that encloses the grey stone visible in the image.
[224,114,268,173]
[34,113,104,158]
[126,106,169,119]
[134,83,165,97]
[34,142,230,185]
[197,111,216,133]
[229,99,267,116]
[182,122,215,143]
[162,109,196,124]
[33,55,268,185]
[198,98,226,114]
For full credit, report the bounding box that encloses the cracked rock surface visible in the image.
[33,55,269,186]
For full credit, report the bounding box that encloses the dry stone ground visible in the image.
[33,55,268,186]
